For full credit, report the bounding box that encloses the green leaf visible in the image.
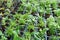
[54,9,60,16]
[28,24,34,31]
[7,0,13,8]
[13,31,22,40]
[47,15,55,23]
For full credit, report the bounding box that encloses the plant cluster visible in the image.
[0,0,60,40]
